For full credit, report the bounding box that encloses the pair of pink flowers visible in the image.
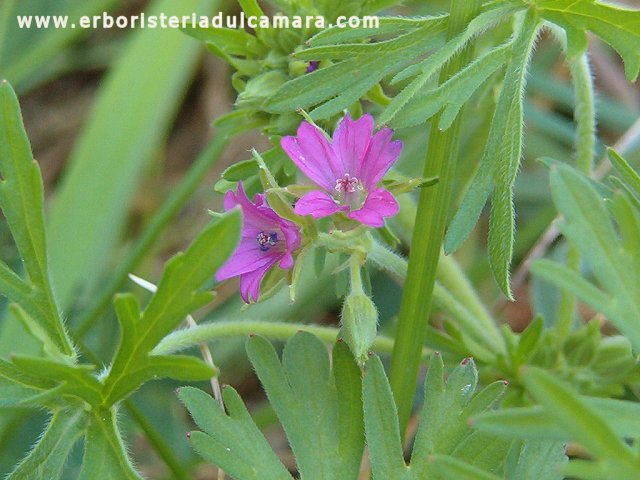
[216,114,403,302]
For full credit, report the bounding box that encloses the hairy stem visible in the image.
[557,53,596,338]
[388,0,483,438]
[152,320,428,359]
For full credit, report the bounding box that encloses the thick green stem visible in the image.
[388,0,483,438]
[74,134,229,338]
[557,53,596,338]
[152,320,428,359]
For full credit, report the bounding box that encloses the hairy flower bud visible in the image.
[341,293,378,366]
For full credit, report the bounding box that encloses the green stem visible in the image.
[151,320,428,359]
[349,253,365,295]
[74,134,229,338]
[556,53,595,338]
[388,0,483,438]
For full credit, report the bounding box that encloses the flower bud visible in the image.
[341,293,378,366]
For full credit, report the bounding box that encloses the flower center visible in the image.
[256,231,278,252]
[334,173,361,194]
[333,173,366,210]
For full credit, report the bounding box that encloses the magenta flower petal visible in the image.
[216,182,301,303]
[282,123,338,191]
[239,262,272,303]
[348,188,399,228]
[359,128,403,188]
[215,241,278,280]
[332,113,374,176]
[294,190,345,218]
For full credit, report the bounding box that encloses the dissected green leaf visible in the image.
[536,0,640,81]
[444,10,540,299]
[521,367,639,475]
[181,334,364,479]
[102,209,241,406]
[265,21,447,119]
[247,333,364,479]
[410,355,509,477]
[475,379,640,439]
[363,353,509,480]
[179,386,292,480]
[7,409,86,480]
[393,41,511,129]
[487,9,541,299]
[10,355,102,406]
[380,4,519,126]
[533,163,640,350]
[0,358,60,408]
[0,80,74,358]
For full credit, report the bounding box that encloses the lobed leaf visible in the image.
[380,3,520,126]
[536,0,640,81]
[486,9,541,299]
[247,332,364,479]
[444,9,540,289]
[411,354,508,477]
[476,397,640,441]
[102,209,241,406]
[521,367,639,473]
[540,162,640,350]
[179,386,292,480]
[265,23,447,119]
[394,41,510,130]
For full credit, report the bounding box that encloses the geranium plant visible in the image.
[1,0,640,478]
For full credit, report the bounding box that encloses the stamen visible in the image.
[256,231,278,251]
[334,173,361,194]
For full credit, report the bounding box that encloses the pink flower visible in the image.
[281,113,402,228]
[215,183,301,303]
